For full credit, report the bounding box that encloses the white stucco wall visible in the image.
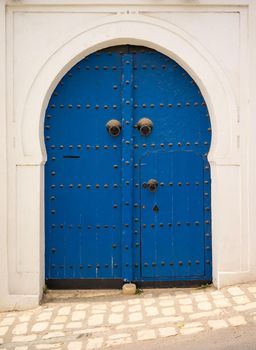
[0,0,256,311]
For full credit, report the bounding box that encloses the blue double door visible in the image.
[45,46,212,286]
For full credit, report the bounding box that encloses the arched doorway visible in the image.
[44,45,212,288]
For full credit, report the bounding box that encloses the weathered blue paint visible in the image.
[121,54,134,282]
[45,45,212,283]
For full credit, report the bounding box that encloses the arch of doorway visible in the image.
[7,14,242,310]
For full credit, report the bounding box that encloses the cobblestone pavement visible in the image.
[1,283,256,349]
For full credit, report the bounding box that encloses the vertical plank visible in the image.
[121,54,134,282]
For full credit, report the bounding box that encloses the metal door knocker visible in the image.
[106,119,121,137]
[147,179,158,192]
[137,118,153,136]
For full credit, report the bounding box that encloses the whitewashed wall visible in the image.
[0,0,256,311]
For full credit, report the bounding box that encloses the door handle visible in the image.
[146,179,158,192]
[136,118,153,136]
[106,119,121,137]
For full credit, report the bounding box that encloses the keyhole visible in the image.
[153,204,159,213]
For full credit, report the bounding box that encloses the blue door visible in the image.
[45,46,212,287]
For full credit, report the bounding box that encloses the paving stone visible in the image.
[13,322,28,335]
[53,316,68,323]
[12,334,37,342]
[74,327,109,335]
[31,322,48,332]
[248,287,256,293]
[145,306,159,316]
[57,306,71,315]
[137,329,156,341]
[109,333,131,339]
[228,316,247,326]
[175,292,188,298]
[72,311,86,321]
[0,317,15,326]
[178,298,192,305]
[18,314,32,322]
[233,296,250,305]
[111,301,122,306]
[106,333,132,347]
[50,324,64,330]
[208,320,228,329]
[0,327,8,336]
[161,307,176,316]
[211,291,224,298]
[86,337,103,349]
[213,298,232,308]
[129,305,141,312]
[143,298,155,306]
[129,312,143,322]
[106,337,132,347]
[128,299,140,305]
[158,327,177,337]
[189,309,223,320]
[92,310,106,315]
[42,331,65,340]
[36,344,62,349]
[75,304,89,310]
[234,302,256,312]
[109,313,123,324]
[198,302,213,311]
[159,293,172,299]
[111,305,125,313]
[180,305,193,313]
[92,304,107,311]
[227,287,245,296]
[66,322,82,329]
[159,300,174,307]
[180,322,204,335]
[67,341,82,350]
[37,313,52,321]
[88,314,104,326]
[194,294,209,302]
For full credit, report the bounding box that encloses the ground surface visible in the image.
[1,283,256,349]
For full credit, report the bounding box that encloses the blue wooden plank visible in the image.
[121,54,134,282]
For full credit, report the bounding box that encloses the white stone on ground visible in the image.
[228,316,247,326]
[137,329,156,341]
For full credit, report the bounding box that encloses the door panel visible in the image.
[140,151,205,278]
[45,45,212,285]
[45,48,123,279]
